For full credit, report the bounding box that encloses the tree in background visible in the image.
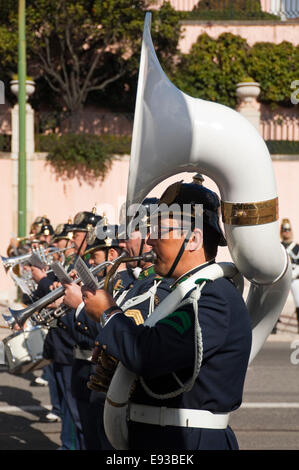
[173,33,249,108]
[0,0,182,116]
[172,31,299,109]
[190,0,278,20]
[247,41,299,107]
[195,0,262,11]
[0,0,18,97]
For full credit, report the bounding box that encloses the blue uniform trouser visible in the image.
[70,359,113,449]
[53,362,86,450]
[43,363,61,418]
[90,390,114,450]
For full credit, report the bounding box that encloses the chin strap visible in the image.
[166,228,192,279]
[137,237,146,265]
[74,232,88,265]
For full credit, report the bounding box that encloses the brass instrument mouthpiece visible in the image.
[141,251,157,263]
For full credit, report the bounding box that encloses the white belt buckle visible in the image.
[159,406,167,426]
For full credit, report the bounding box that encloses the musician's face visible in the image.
[72,231,87,253]
[119,231,151,268]
[281,229,292,242]
[89,249,106,266]
[39,234,52,244]
[121,231,141,257]
[147,217,203,279]
[147,217,185,277]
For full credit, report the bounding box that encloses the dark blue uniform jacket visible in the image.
[25,271,76,365]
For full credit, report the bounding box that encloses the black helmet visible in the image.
[35,223,54,237]
[119,197,160,240]
[280,218,292,233]
[30,215,50,234]
[135,197,159,231]
[72,208,102,232]
[52,222,74,241]
[84,223,120,255]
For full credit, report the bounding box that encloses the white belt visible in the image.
[128,403,230,429]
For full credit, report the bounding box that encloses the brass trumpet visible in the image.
[1,245,72,272]
[8,251,156,328]
[104,251,156,292]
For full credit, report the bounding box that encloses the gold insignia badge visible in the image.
[55,224,64,235]
[74,212,85,225]
[113,279,123,291]
[105,237,112,247]
[87,227,96,245]
[124,309,144,325]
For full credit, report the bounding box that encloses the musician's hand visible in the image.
[50,281,62,290]
[82,288,116,323]
[31,266,47,283]
[68,269,78,280]
[47,281,63,308]
[48,297,64,309]
[63,283,83,309]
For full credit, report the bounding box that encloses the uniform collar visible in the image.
[138,264,156,280]
[282,241,293,247]
[171,259,215,290]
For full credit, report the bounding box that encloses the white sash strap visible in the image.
[128,403,230,429]
[118,280,161,315]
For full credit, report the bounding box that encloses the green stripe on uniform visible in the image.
[159,310,192,335]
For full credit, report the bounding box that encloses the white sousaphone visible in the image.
[103,12,291,449]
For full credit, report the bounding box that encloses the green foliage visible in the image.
[36,133,131,182]
[247,41,299,106]
[265,140,299,155]
[151,2,184,71]
[188,0,280,20]
[173,33,249,108]
[0,134,11,152]
[196,0,262,9]
[173,33,299,108]
[0,25,18,91]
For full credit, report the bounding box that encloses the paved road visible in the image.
[0,336,299,451]
[0,366,61,450]
[231,337,299,450]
